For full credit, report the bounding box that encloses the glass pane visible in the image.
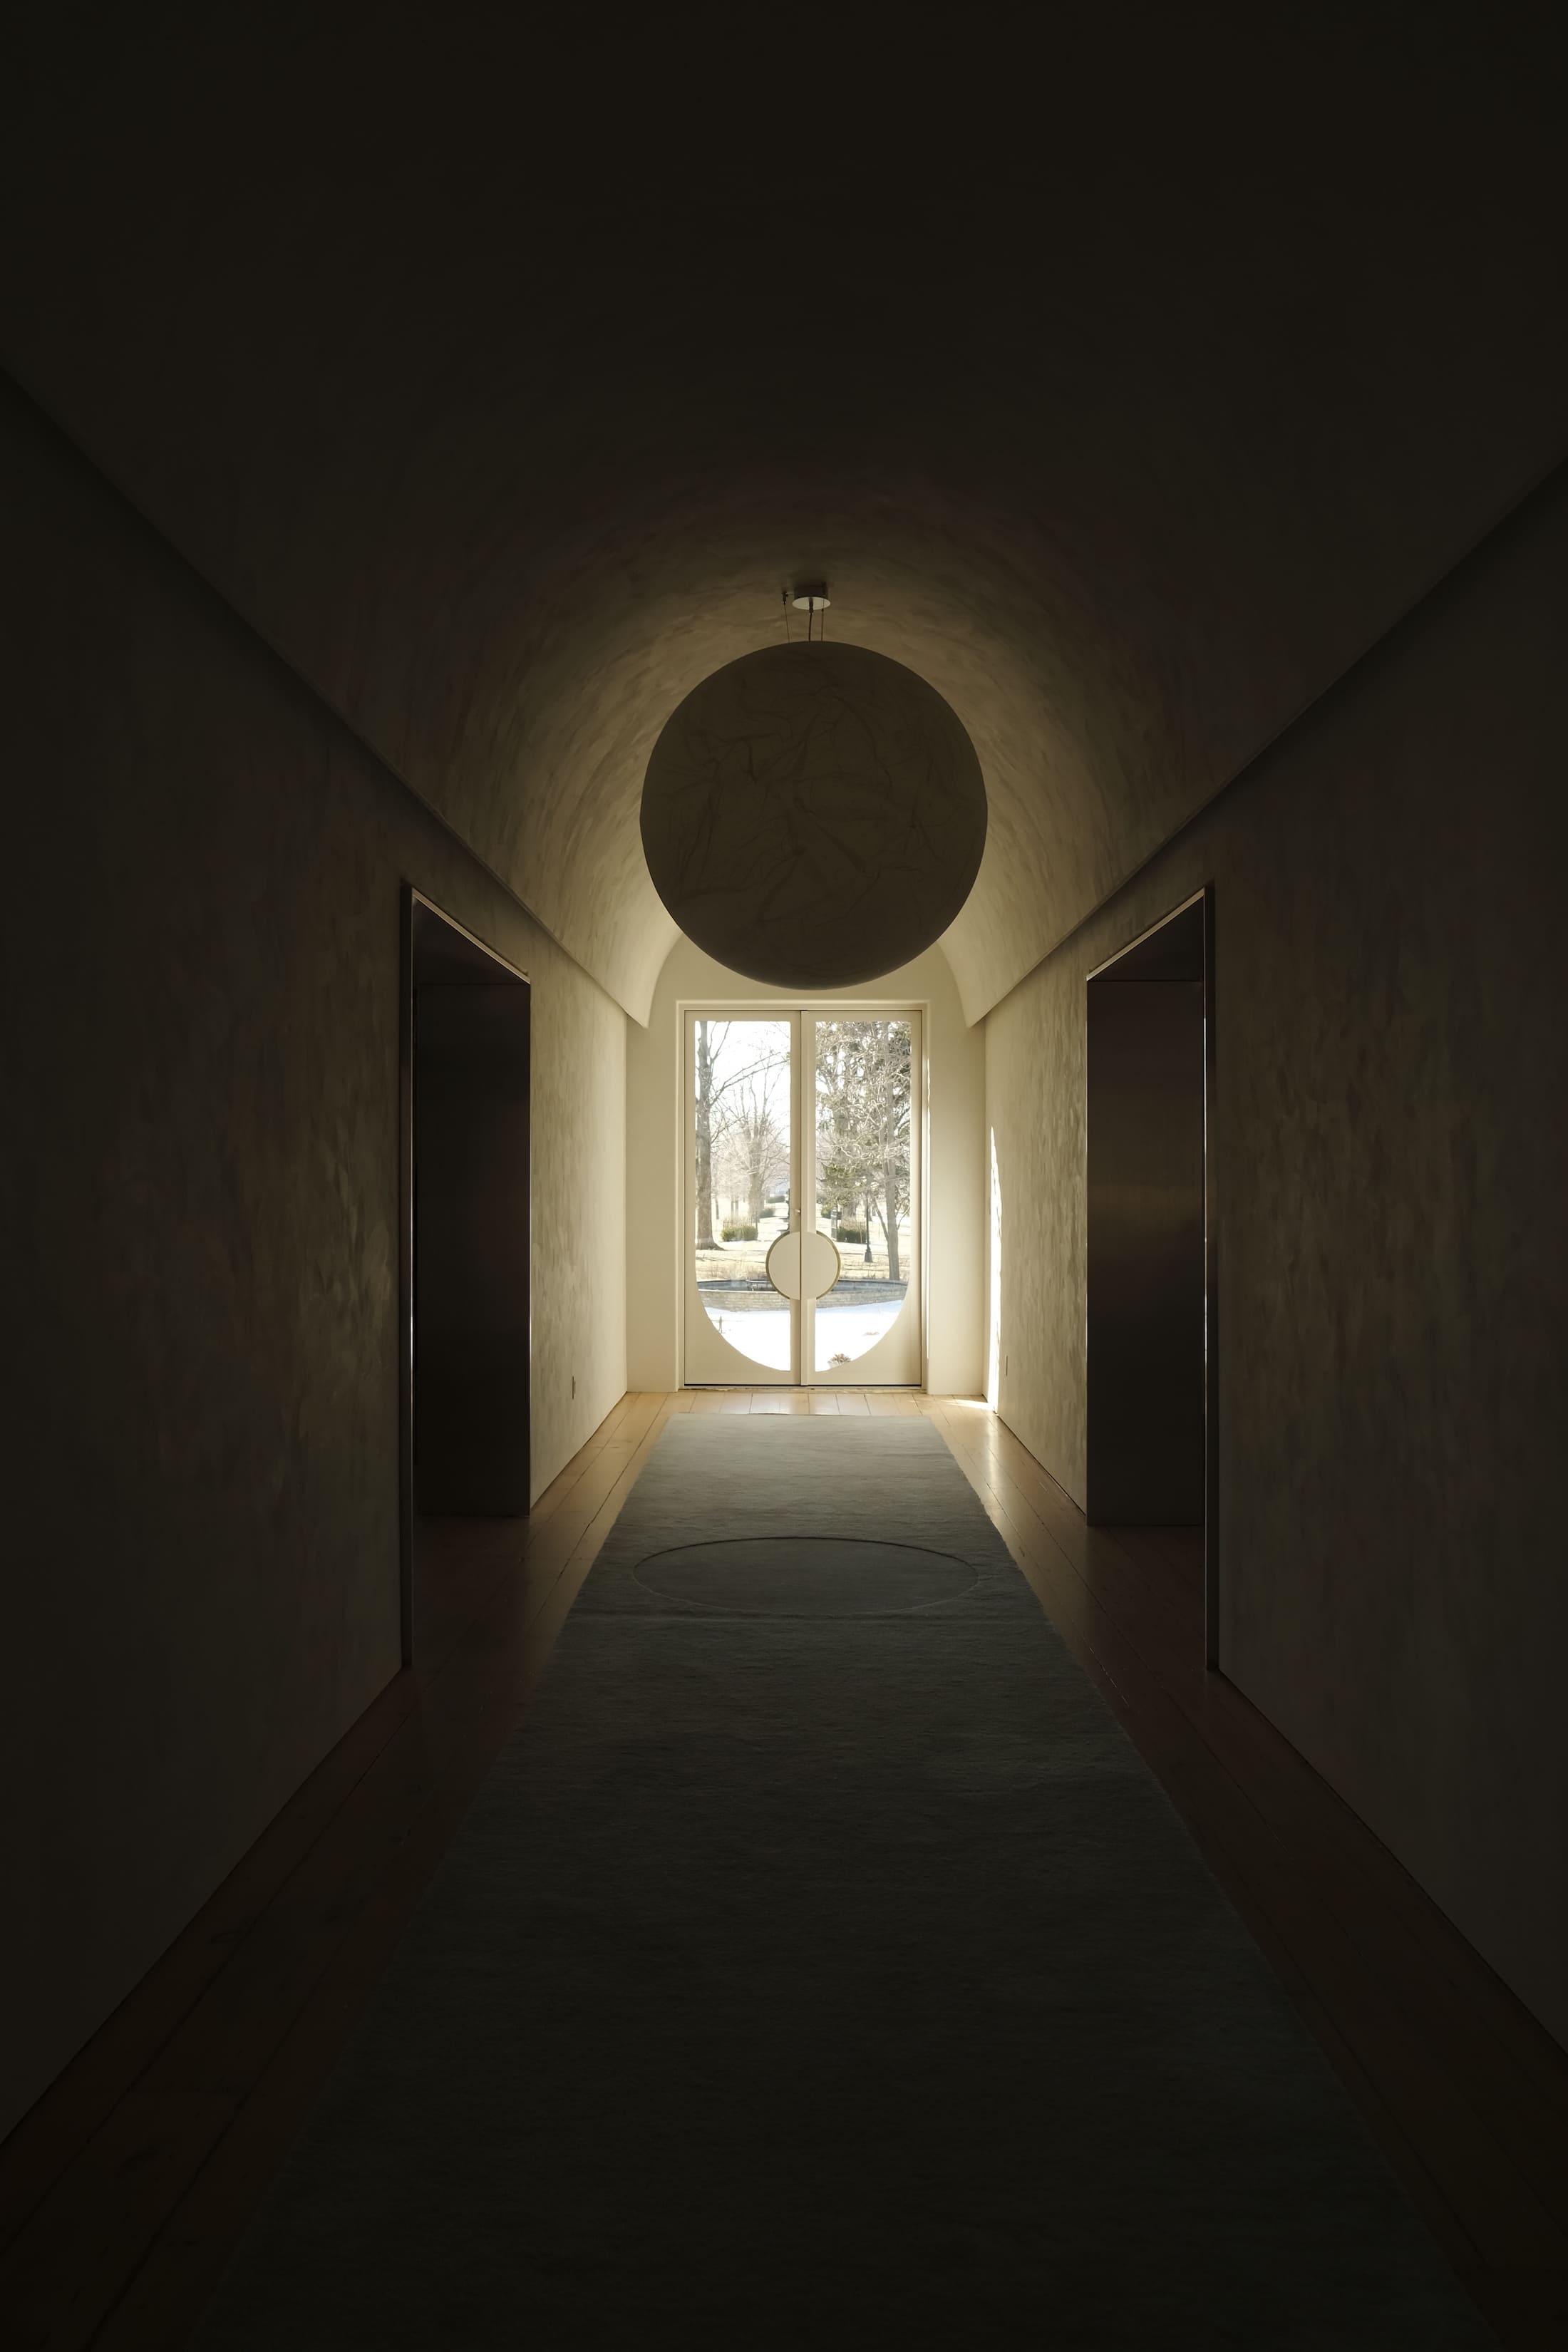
[693,1017,792,1368]
[813,1018,912,1372]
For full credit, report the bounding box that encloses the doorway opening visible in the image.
[1085,890,1217,1664]
[400,889,532,1664]
[684,1006,924,1388]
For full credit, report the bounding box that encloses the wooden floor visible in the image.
[3,1389,1566,2346]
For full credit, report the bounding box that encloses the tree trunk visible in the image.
[882,1157,901,1283]
[695,1022,718,1247]
[880,1035,902,1283]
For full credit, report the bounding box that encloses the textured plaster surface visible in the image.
[627,939,984,1400]
[985,482,1568,2045]
[3,11,1567,1019]
[0,391,626,2136]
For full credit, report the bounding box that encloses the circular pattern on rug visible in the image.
[631,1536,977,1616]
[639,642,987,988]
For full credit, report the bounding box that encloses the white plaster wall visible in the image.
[627,938,984,1396]
[529,968,627,1496]
[981,482,1568,2047]
[0,388,627,2137]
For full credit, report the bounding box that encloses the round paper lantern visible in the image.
[640,642,987,988]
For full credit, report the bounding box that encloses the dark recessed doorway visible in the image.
[1085,891,1217,1664]
[400,889,532,1664]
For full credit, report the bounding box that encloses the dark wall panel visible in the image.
[414,982,531,1515]
[1086,979,1205,1523]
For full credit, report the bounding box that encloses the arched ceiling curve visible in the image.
[4,5,1567,1021]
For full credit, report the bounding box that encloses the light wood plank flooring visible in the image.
[1,1390,1564,2346]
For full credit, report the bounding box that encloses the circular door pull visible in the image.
[765,1229,841,1301]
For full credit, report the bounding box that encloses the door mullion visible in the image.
[801,1006,820,1388]
[795,1009,808,1384]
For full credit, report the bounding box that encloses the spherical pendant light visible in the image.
[640,641,987,989]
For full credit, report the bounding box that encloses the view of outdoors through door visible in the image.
[693,1018,792,1369]
[813,1018,912,1373]
[691,1010,919,1382]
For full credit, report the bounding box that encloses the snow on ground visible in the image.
[701,1296,904,1373]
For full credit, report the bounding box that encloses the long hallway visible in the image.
[6,16,1568,2343]
[6,1395,1566,2346]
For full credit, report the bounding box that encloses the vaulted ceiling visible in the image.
[5,4,1565,1020]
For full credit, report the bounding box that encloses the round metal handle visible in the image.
[764,1229,841,1301]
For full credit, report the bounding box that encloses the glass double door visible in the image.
[684,1008,922,1386]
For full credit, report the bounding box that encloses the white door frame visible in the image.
[679,999,928,1388]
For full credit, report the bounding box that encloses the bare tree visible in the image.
[814,1019,911,1281]
[693,1019,726,1248]
[868,1021,911,1284]
[716,1069,790,1224]
[695,1021,788,1248]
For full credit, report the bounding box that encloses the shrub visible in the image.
[836,1223,867,1244]
[721,1222,758,1242]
